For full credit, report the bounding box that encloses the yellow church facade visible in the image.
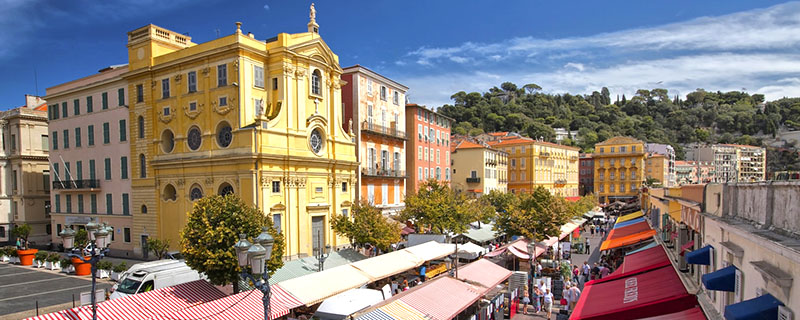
[125,15,356,259]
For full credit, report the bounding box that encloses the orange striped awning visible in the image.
[600,230,657,251]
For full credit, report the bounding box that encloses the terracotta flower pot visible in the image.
[72,256,92,276]
[17,249,38,266]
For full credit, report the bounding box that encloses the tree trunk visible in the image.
[233,279,240,294]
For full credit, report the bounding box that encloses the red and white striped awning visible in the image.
[399,276,483,320]
[152,284,302,320]
[25,280,226,320]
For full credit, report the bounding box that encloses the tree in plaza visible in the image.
[401,179,492,235]
[330,200,401,252]
[563,194,597,219]
[180,194,284,291]
[494,187,570,242]
[11,223,31,249]
[146,238,171,260]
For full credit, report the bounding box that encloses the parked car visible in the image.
[110,262,202,299]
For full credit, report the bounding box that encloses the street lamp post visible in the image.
[234,227,275,320]
[315,230,330,272]
[59,219,111,320]
[527,242,536,278]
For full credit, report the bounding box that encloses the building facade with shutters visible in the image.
[125,14,356,259]
[0,96,51,245]
[450,139,507,197]
[579,153,594,196]
[341,66,407,214]
[592,136,646,203]
[405,104,452,196]
[45,66,135,255]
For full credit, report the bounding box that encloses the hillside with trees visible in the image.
[437,82,800,168]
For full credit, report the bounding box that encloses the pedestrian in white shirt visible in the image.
[543,288,554,319]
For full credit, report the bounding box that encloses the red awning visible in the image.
[401,226,415,235]
[456,259,512,289]
[565,196,581,202]
[152,284,302,320]
[570,266,697,320]
[609,245,670,277]
[680,240,695,256]
[483,247,506,257]
[399,276,484,320]
[27,280,227,320]
[638,306,707,320]
[607,221,651,239]
[508,245,531,260]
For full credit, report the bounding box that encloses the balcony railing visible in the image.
[555,179,567,184]
[361,167,406,178]
[361,121,406,140]
[485,160,497,166]
[53,179,100,190]
[540,152,551,157]
[466,177,481,183]
[569,156,578,161]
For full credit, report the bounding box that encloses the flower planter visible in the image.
[111,271,122,282]
[62,265,74,273]
[1,255,8,262]
[11,257,19,264]
[17,249,38,266]
[46,261,61,270]
[72,256,92,276]
[96,269,110,279]
[34,260,45,268]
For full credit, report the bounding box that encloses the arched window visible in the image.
[138,116,145,139]
[311,70,321,95]
[163,184,177,201]
[141,205,147,214]
[189,184,203,201]
[139,154,146,178]
[218,183,234,196]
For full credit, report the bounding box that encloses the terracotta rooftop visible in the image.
[454,140,486,150]
[596,136,644,146]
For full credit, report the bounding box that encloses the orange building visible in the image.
[405,104,453,196]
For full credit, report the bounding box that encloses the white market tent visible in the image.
[456,242,487,260]
[314,288,386,320]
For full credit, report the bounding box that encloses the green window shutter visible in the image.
[102,92,108,109]
[75,127,81,147]
[122,194,129,215]
[89,159,96,180]
[77,195,84,213]
[90,194,97,214]
[62,102,68,118]
[55,195,61,213]
[73,99,80,116]
[86,96,93,113]
[118,88,125,106]
[120,156,128,179]
[104,158,111,180]
[88,125,94,146]
[52,131,58,150]
[76,161,83,180]
[103,122,110,144]
[119,119,127,142]
[106,193,113,214]
[63,130,69,149]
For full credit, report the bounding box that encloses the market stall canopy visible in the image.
[456,242,487,260]
[269,248,366,285]
[610,245,669,277]
[600,229,656,251]
[724,293,785,320]
[583,211,605,219]
[26,280,227,320]
[279,264,373,307]
[702,265,737,292]
[351,250,423,282]
[613,217,645,229]
[625,241,658,255]
[483,247,506,257]
[398,276,484,320]
[401,226,415,235]
[459,222,500,243]
[456,258,512,289]
[686,245,713,265]
[559,218,587,239]
[402,241,456,262]
[508,245,531,259]
[638,306,707,320]
[314,288,385,320]
[570,266,697,320]
[150,284,302,320]
[357,300,428,320]
[607,220,651,239]
[615,211,643,224]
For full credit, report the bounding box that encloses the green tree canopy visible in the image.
[330,200,401,252]
[401,179,492,235]
[180,194,284,289]
[493,187,571,242]
[146,238,170,260]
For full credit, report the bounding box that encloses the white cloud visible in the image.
[564,63,585,72]
[263,4,270,11]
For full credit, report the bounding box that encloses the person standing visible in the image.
[582,261,591,285]
[543,288,554,319]
[568,284,582,310]
[572,265,580,283]
[600,263,611,278]
[536,261,543,278]
[521,285,531,315]
[419,264,427,282]
[590,225,595,236]
[533,285,543,313]
[585,238,590,254]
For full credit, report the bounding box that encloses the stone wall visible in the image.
[723,182,800,235]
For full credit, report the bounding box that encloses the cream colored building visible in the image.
[450,139,507,196]
[687,144,766,183]
[487,133,579,197]
[0,96,51,245]
[645,153,669,186]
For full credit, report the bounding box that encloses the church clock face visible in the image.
[310,128,323,154]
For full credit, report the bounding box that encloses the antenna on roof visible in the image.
[215,29,220,38]
[33,67,39,96]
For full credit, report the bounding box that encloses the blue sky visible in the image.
[2,0,799,109]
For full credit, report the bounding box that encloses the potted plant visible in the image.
[71,229,92,276]
[12,224,38,266]
[60,257,74,273]
[46,253,62,270]
[34,251,48,268]
[111,262,127,282]
[0,247,9,262]
[95,260,112,279]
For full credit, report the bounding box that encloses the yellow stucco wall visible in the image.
[592,137,646,202]
[496,140,579,196]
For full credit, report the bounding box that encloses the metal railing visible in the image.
[466,177,481,183]
[53,179,100,190]
[361,121,406,140]
[361,167,406,178]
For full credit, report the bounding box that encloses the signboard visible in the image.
[80,289,106,306]
[66,216,92,225]
[381,284,392,300]
[552,279,564,300]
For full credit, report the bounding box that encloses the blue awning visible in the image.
[686,245,712,265]
[613,217,645,229]
[724,293,784,320]
[702,265,737,292]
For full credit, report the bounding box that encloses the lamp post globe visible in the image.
[254,227,274,261]
[86,219,100,241]
[94,227,109,249]
[527,242,536,257]
[101,223,113,247]
[247,243,267,276]
[234,234,253,268]
[59,226,76,250]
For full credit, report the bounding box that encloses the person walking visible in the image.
[520,285,531,314]
[543,288,554,319]
[600,263,611,278]
[582,261,591,285]
[533,285,543,313]
[585,238,590,254]
[568,283,582,310]
[590,225,595,236]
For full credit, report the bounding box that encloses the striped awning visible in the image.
[151,284,302,320]
[25,280,226,320]
[456,259,512,289]
[399,277,483,320]
[378,300,430,320]
[507,245,531,259]
[357,309,397,320]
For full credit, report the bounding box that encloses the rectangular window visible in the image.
[73,99,80,116]
[342,182,347,192]
[253,66,264,88]
[393,91,399,105]
[620,184,625,192]
[119,119,126,142]
[219,96,227,106]
[124,228,131,242]
[418,146,422,160]
[55,195,61,213]
[620,146,627,153]
[118,88,125,106]
[424,168,429,179]
[163,106,170,116]
[62,102,68,118]
[89,160,96,180]
[272,181,280,193]
[272,78,278,90]
[217,64,227,87]
[188,71,197,93]
[511,159,516,167]
[41,134,48,150]
[76,161,82,180]
[136,84,144,102]
[120,156,128,179]
[43,171,50,191]
[106,193,113,214]
[63,129,69,149]
[611,147,615,153]
[104,158,111,180]
[367,79,373,95]
[66,195,72,213]
[418,124,422,140]
[189,102,197,111]
[87,125,94,146]
[631,146,636,152]
[418,167,422,180]
[161,78,170,99]
[380,86,387,101]
[122,193,129,215]
[102,92,108,109]
[436,150,440,164]
[273,214,282,234]
[90,194,97,214]
[77,195,84,213]
[103,122,110,144]
[74,128,81,147]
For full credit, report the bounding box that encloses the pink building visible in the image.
[405,104,453,195]
[45,65,134,256]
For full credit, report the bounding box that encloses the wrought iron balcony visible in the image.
[361,121,406,140]
[361,167,406,178]
[53,179,100,190]
[466,177,481,183]
[540,152,551,157]
[555,179,568,184]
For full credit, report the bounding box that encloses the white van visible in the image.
[109,262,203,299]
[110,260,184,292]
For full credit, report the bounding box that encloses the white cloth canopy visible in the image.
[456,242,486,260]
[314,288,385,320]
